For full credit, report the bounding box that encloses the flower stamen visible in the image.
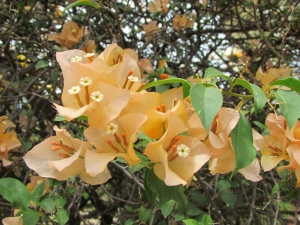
[121,132,128,146]
[91,91,104,102]
[106,139,120,152]
[165,136,180,152]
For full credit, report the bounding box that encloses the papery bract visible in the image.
[144,112,211,186]
[84,113,147,177]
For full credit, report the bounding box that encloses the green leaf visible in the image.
[144,168,157,205]
[145,169,187,211]
[125,219,135,225]
[186,203,202,216]
[139,206,152,223]
[202,214,213,225]
[128,163,145,174]
[35,60,48,70]
[39,198,55,212]
[82,192,89,200]
[272,90,300,129]
[190,84,223,132]
[287,189,299,199]
[54,198,67,208]
[55,209,69,225]
[16,209,39,225]
[0,178,30,209]
[65,0,101,10]
[220,192,237,206]
[190,191,208,207]
[230,113,257,178]
[24,142,33,151]
[31,181,45,206]
[271,183,280,196]
[268,77,300,93]
[233,78,267,113]
[217,180,231,193]
[141,78,192,98]
[204,67,232,85]
[182,82,192,99]
[182,219,200,225]
[161,200,176,218]
[54,114,66,122]
[175,186,187,215]
[175,214,185,221]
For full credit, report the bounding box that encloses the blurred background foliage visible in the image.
[0,0,300,224]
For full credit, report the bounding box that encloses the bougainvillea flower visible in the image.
[56,50,130,125]
[23,126,111,184]
[147,0,169,14]
[0,116,21,166]
[143,21,161,41]
[84,113,147,177]
[80,40,96,53]
[98,43,138,65]
[205,108,262,181]
[48,21,88,50]
[144,112,211,186]
[2,216,23,225]
[260,114,289,171]
[122,88,192,139]
[172,13,196,30]
[256,66,292,89]
[138,58,155,74]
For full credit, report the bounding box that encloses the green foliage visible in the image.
[272,90,300,129]
[0,178,30,209]
[190,83,223,132]
[230,112,257,178]
[233,78,267,112]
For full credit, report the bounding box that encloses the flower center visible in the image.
[68,77,104,107]
[51,141,75,158]
[71,56,82,62]
[164,136,190,161]
[106,123,128,153]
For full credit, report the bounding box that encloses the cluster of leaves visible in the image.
[1,0,300,225]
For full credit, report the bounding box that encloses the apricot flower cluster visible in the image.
[23,44,263,186]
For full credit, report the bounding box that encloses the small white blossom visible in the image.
[176,144,190,157]
[71,56,82,62]
[106,122,118,134]
[68,86,81,94]
[84,53,95,58]
[90,91,104,102]
[128,76,139,82]
[80,77,92,86]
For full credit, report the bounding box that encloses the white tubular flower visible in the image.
[68,86,81,94]
[128,76,139,82]
[176,144,190,157]
[90,91,104,102]
[84,53,95,58]
[79,77,92,86]
[71,56,82,62]
[106,122,118,134]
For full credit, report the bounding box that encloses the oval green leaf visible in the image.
[39,198,55,212]
[233,78,266,113]
[272,90,300,129]
[56,209,69,225]
[16,209,39,225]
[182,219,200,225]
[0,178,30,209]
[230,113,257,178]
[31,181,45,206]
[268,77,300,93]
[204,67,232,85]
[190,83,223,132]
